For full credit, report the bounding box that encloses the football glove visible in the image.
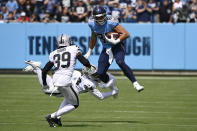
[105,34,120,45]
[84,48,92,59]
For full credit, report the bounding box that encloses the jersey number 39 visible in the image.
[53,52,71,70]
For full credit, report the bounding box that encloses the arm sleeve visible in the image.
[89,89,114,100]
[42,61,54,86]
[89,89,105,100]
[76,52,91,68]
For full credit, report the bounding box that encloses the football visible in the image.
[105,31,121,40]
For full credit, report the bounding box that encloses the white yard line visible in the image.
[0,122,33,125]
[116,76,197,80]
[0,75,197,80]
[0,75,37,78]
[0,109,196,115]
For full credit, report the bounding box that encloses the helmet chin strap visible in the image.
[96,20,106,25]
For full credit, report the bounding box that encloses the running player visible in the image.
[84,5,144,92]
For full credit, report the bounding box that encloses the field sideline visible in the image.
[0,74,197,131]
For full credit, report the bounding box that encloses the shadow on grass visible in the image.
[62,124,102,127]
[61,120,148,127]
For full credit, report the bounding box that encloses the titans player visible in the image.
[84,5,144,92]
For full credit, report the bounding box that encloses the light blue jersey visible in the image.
[88,16,119,49]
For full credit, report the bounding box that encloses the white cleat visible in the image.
[133,81,144,92]
[23,65,34,72]
[25,60,42,69]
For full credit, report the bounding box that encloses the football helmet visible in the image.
[82,65,97,76]
[93,5,107,25]
[57,34,73,48]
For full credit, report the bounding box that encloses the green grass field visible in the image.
[0,74,197,131]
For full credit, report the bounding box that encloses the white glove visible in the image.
[105,34,120,45]
[84,48,92,59]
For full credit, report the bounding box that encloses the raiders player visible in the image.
[41,34,93,127]
[24,34,118,127]
[24,61,118,100]
[24,61,118,127]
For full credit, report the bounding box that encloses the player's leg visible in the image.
[99,73,119,98]
[45,97,69,127]
[23,60,53,88]
[52,86,79,117]
[97,49,111,83]
[34,69,57,93]
[24,64,59,95]
[112,43,144,92]
[46,86,79,127]
[100,73,117,89]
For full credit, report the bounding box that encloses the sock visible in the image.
[58,99,67,110]
[51,104,75,118]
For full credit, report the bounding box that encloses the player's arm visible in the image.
[42,61,54,86]
[105,24,130,45]
[89,88,117,100]
[76,52,91,68]
[84,30,97,59]
[113,24,130,42]
[89,88,105,100]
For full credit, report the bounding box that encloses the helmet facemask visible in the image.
[57,34,73,48]
[93,13,107,25]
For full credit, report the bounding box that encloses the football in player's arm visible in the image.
[84,5,144,92]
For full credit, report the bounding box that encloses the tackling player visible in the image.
[24,34,118,127]
[24,61,118,100]
[84,5,144,92]
[24,61,118,127]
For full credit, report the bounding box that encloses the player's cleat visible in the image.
[23,65,34,72]
[45,115,56,127]
[52,118,62,126]
[133,81,144,92]
[25,60,42,69]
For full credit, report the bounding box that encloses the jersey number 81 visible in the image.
[53,52,71,70]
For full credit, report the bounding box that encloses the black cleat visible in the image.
[53,118,62,126]
[45,115,56,127]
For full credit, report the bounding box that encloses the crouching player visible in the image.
[24,60,118,127]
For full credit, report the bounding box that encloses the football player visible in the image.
[24,34,118,127]
[42,34,92,127]
[23,61,118,100]
[84,5,144,92]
